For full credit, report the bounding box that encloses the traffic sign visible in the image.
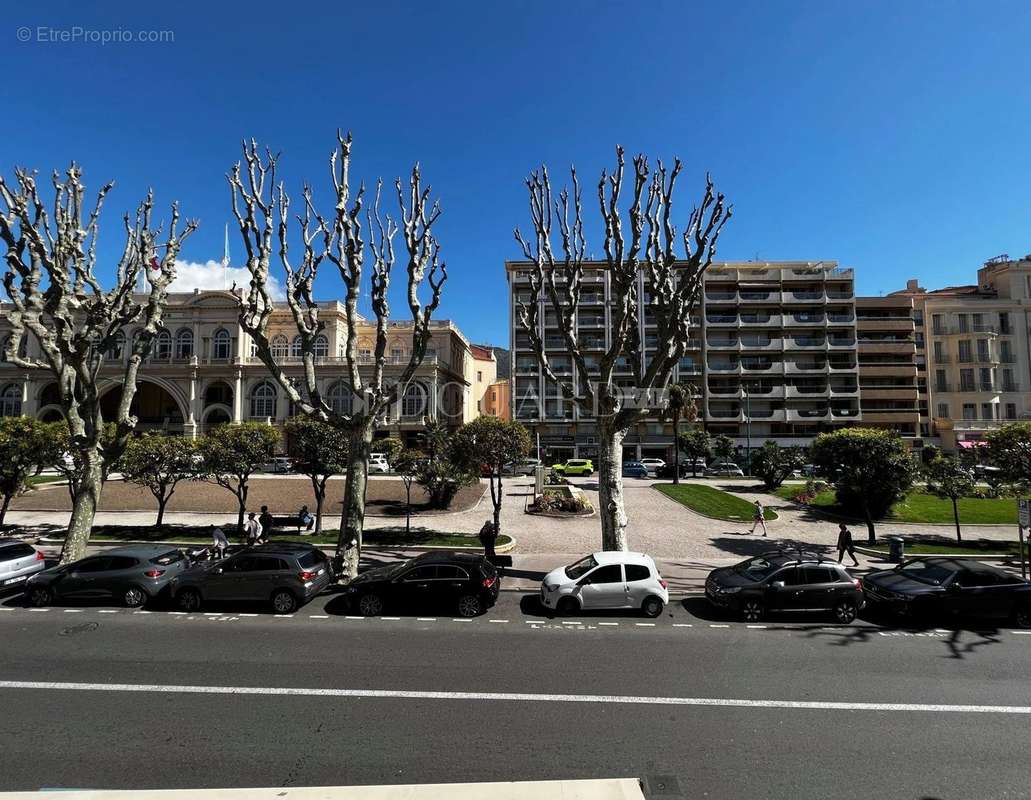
[1019,499,1031,528]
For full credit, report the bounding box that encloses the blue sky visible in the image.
[4,0,1031,346]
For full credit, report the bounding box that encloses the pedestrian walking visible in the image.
[749,500,768,536]
[244,512,261,546]
[211,525,229,559]
[259,505,274,544]
[837,522,860,567]
[297,505,315,533]
[478,519,498,560]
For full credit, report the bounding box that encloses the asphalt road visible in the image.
[1,592,1030,799]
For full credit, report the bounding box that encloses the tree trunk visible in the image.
[312,475,325,536]
[62,451,104,565]
[0,492,12,526]
[338,418,374,579]
[862,500,876,545]
[156,494,168,529]
[672,409,680,485]
[235,484,248,535]
[404,481,411,536]
[952,496,962,543]
[493,471,503,536]
[596,420,629,551]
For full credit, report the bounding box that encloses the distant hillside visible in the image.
[474,344,510,379]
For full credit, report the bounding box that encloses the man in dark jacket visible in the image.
[479,520,498,560]
[836,522,859,567]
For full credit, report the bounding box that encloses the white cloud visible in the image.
[171,259,286,301]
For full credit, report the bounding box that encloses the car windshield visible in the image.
[899,560,956,585]
[150,550,185,566]
[565,555,598,580]
[733,556,782,582]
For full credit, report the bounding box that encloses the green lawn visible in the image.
[654,484,779,522]
[864,539,1028,557]
[80,525,510,550]
[775,484,1018,525]
[28,475,66,486]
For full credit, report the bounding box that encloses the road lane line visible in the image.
[4,680,1031,716]
[29,608,48,612]
[417,617,437,622]
[451,618,472,623]
[598,622,619,626]
[381,616,401,621]
[0,607,13,612]
[747,625,768,629]
[635,623,655,627]
[309,615,329,619]
[273,615,292,618]
[672,624,693,628]
[62,609,83,613]
[97,610,118,614]
[345,616,365,620]
[709,624,730,628]
[562,621,583,625]
[239,613,258,617]
[1011,630,1031,635]
[489,619,508,623]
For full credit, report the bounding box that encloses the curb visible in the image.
[853,544,1022,564]
[35,536,518,555]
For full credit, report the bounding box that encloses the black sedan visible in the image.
[864,557,1031,628]
[347,551,500,617]
[25,545,191,608]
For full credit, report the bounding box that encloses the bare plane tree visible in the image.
[514,147,730,551]
[0,164,196,562]
[229,133,446,578]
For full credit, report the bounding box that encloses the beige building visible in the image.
[886,254,1031,451]
[0,290,479,447]
[469,345,497,419]
[483,379,511,420]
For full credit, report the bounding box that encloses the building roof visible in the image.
[470,344,495,361]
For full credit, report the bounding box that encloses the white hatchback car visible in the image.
[639,458,665,475]
[540,551,669,618]
[369,453,390,473]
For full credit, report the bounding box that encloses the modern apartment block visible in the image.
[0,290,479,446]
[507,259,860,462]
[886,254,1031,451]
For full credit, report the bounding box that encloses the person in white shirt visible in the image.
[749,500,768,536]
[244,512,261,546]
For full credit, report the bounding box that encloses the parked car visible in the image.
[705,550,865,623]
[263,456,294,474]
[656,462,693,479]
[0,538,46,592]
[863,557,1031,628]
[639,457,665,475]
[551,459,594,476]
[504,458,542,476]
[26,545,192,608]
[346,551,500,617]
[540,551,669,618]
[172,542,333,614]
[622,460,649,479]
[369,453,390,473]
[705,461,744,477]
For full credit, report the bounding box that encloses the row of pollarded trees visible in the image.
[2,136,728,568]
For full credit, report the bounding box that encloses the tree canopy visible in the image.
[750,441,807,490]
[119,434,200,527]
[0,416,63,524]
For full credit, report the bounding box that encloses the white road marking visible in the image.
[598,622,619,626]
[417,617,437,622]
[203,613,220,617]
[239,613,258,618]
[4,680,1031,716]
[635,623,655,627]
[168,612,186,616]
[381,616,401,621]
[672,623,693,628]
[747,625,768,629]
[709,624,730,628]
[98,610,118,614]
[524,620,541,624]
[29,608,48,612]
[451,618,472,623]
[1011,630,1031,635]
[309,615,329,619]
[490,619,509,623]
[62,609,83,613]
[0,607,13,612]
[562,621,582,626]
[344,616,365,620]
[273,615,292,619]
[134,610,152,615]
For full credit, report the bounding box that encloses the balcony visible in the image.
[706,314,738,326]
[707,361,740,373]
[515,361,540,375]
[738,290,775,303]
[791,313,825,325]
[706,338,740,350]
[825,290,854,302]
[708,406,743,420]
[705,290,738,302]
[708,384,742,396]
[827,360,858,372]
[826,313,856,324]
[831,407,861,418]
[787,407,829,421]
[741,360,776,372]
[785,360,826,373]
[785,384,828,398]
[789,291,824,302]
[739,313,781,326]
[742,383,785,398]
[791,337,826,349]
[745,407,784,421]
[828,337,856,349]
[829,382,860,395]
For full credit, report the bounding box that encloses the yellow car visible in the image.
[551,459,595,476]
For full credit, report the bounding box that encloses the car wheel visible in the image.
[1014,604,1031,630]
[741,599,764,622]
[556,596,580,616]
[123,585,147,608]
[457,594,483,618]
[358,593,384,617]
[832,599,858,624]
[642,596,664,618]
[271,589,298,614]
[27,585,52,607]
[176,588,202,613]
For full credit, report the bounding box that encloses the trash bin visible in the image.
[888,536,905,563]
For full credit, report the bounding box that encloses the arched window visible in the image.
[174,329,194,359]
[314,335,329,358]
[270,335,288,359]
[0,335,10,363]
[107,331,125,360]
[154,330,172,360]
[390,345,404,363]
[249,381,277,419]
[327,381,353,415]
[402,382,426,418]
[291,335,304,358]
[212,329,231,360]
[0,384,22,417]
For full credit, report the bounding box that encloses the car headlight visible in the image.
[544,583,560,593]
[721,586,741,594]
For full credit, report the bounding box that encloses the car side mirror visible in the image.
[771,581,785,590]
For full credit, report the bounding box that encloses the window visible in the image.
[108,332,125,360]
[477,371,483,382]
[106,556,138,570]
[360,347,372,361]
[391,347,404,362]
[174,329,193,359]
[401,383,427,418]
[586,564,623,584]
[959,369,974,391]
[976,339,989,362]
[401,566,438,581]
[1000,312,1011,334]
[625,564,651,582]
[477,400,482,412]
[313,335,329,358]
[979,367,993,391]
[1006,403,1017,420]
[291,336,304,358]
[249,381,277,419]
[212,329,231,360]
[436,565,470,580]
[154,329,172,359]
[777,567,806,586]
[932,313,944,333]
[962,403,976,420]
[270,335,288,359]
[935,369,947,391]
[933,342,944,361]
[75,557,113,573]
[1001,340,1014,362]
[802,566,836,584]
[936,402,949,418]
[981,403,994,421]
[957,340,972,362]
[957,314,969,333]
[327,382,353,415]
[0,384,22,417]
[972,313,984,331]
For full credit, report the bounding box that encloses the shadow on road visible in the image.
[708,536,838,559]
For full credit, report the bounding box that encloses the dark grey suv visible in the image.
[706,550,865,623]
[172,542,332,614]
[26,545,191,608]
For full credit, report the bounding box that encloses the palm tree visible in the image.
[663,383,697,485]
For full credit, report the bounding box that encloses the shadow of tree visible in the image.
[708,536,837,559]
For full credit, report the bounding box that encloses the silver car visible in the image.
[0,538,46,592]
